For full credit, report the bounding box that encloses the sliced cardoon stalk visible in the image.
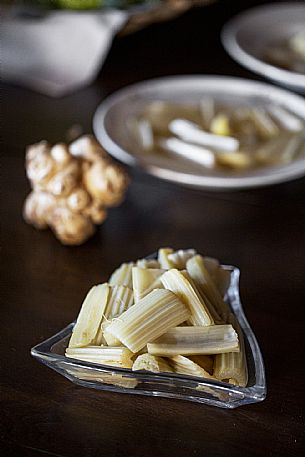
[186,255,230,319]
[106,289,190,353]
[161,268,214,326]
[136,118,154,149]
[95,285,134,345]
[68,284,110,348]
[109,262,134,288]
[250,107,279,138]
[169,355,215,379]
[214,313,248,387]
[169,119,239,153]
[202,256,231,298]
[199,96,215,128]
[132,267,165,302]
[280,133,305,163]
[188,354,214,374]
[132,353,173,373]
[65,346,133,368]
[167,248,196,270]
[268,105,303,132]
[136,258,160,269]
[159,137,215,168]
[147,325,239,356]
[158,247,175,269]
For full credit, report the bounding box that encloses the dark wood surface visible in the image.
[2,1,305,456]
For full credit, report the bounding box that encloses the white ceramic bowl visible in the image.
[93,75,305,190]
[221,2,305,93]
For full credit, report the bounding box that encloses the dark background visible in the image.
[2,1,305,456]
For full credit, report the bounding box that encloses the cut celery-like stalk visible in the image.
[187,255,230,319]
[65,346,133,368]
[68,284,110,348]
[147,325,239,356]
[136,258,160,269]
[169,118,238,152]
[169,355,215,379]
[268,105,303,132]
[106,289,190,353]
[161,268,214,326]
[132,267,165,303]
[167,248,196,270]
[95,285,134,345]
[158,248,175,269]
[132,353,173,373]
[214,313,248,387]
[109,262,134,288]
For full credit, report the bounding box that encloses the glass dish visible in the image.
[31,264,266,409]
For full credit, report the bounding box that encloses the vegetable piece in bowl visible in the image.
[66,247,248,387]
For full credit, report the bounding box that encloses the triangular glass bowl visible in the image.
[31,264,266,409]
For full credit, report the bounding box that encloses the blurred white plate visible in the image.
[93,76,305,190]
[221,2,305,93]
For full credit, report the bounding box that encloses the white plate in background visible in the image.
[221,2,305,93]
[93,76,305,190]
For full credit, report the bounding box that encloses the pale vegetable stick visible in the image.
[255,135,283,165]
[136,258,160,269]
[179,270,223,324]
[132,267,165,302]
[106,289,190,353]
[160,137,216,168]
[188,354,214,375]
[268,105,304,132]
[68,284,110,348]
[203,256,231,297]
[214,313,248,387]
[105,285,134,319]
[65,346,133,368]
[109,262,134,288]
[169,119,239,152]
[280,133,305,164]
[186,255,230,319]
[161,268,214,326]
[147,325,239,356]
[95,285,134,345]
[132,353,173,373]
[199,96,215,129]
[102,321,122,347]
[136,119,154,149]
[255,133,304,165]
[158,248,175,269]
[169,355,215,379]
[250,108,279,138]
[167,248,196,270]
[198,290,223,324]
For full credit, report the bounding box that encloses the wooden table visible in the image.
[2,1,305,455]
